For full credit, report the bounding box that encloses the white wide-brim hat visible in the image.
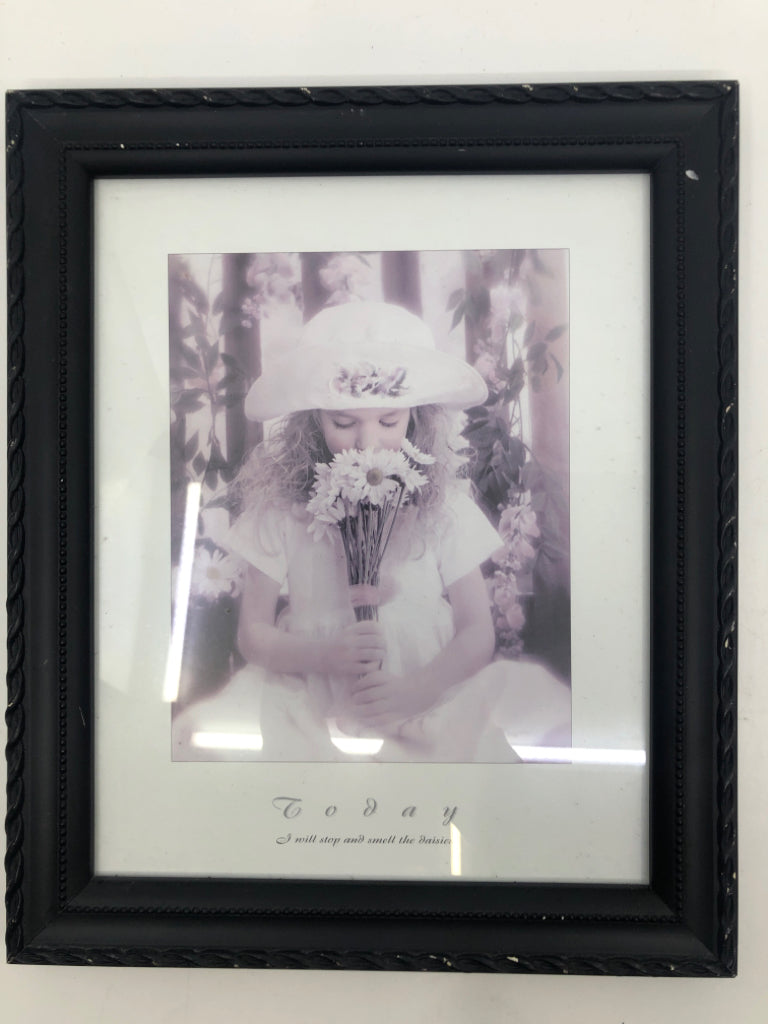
[244,301,488,421]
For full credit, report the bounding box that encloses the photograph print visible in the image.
[168,249,572,763]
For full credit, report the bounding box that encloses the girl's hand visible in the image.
[347,670,437,729]
[321,622,386,679]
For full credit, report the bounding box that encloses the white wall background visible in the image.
[2,1,765,1021]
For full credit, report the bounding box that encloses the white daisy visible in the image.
[395,460,427,494]
[306,489,344,522]
[334,448,405,504]
[307,462,342,515]
[190,548,243,600]
[360,470,401,505]
[400,437,436,465]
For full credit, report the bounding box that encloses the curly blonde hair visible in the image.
[231,404,470,521]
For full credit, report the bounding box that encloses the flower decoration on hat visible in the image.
[330,362,409,401]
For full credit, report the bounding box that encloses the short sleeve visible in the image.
[224,504,288,586]
[436,489,502,588]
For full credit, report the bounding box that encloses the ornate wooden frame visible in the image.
[5,82,737,974]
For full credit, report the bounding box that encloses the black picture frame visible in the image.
[5,83,737,975]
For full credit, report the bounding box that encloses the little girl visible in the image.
[173,301,518,762]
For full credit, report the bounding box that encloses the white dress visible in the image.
[172,488,527,762]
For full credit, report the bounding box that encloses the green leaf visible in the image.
[171,364,205,386]
[464,410,507,441]
[181,400,205,415]
[187,312,206,342]
[502,356,525,386]
[501,384,523,405]
[174,390,207,415]
[180,387,206,399]
[212,291,224,316]
[465,288,491,323]
[192,452,207,476]
[508,312,524,333]
[207,440,226,472]
[526,341,547,362]
[218,392,246,409]
[507,436,526,464]
[447,288,465,311]
[545,324,567,342]
[216,371,241,390]
[179,342,202,369]
[183,431,199,461]
[464,429,495,453]
[550,354,565,382]
[450,300,466,331]
[523,321,537,347]
[220,352,245,373]
[204,493,233,511]
[219,461,237,484]
[465,406,493,425]
[203,342,220,373]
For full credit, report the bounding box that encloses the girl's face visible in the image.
[318,407,411,455]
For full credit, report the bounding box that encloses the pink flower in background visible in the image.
[513,535,537,570]
[245,253,297,289]
[473,351,505,389]
[489,571,526,634]
[488,282,528,348]
[241,296,261,326]
[318,254,375,303]
[503,600,526,632]
[241,253,301,324]
[490,571,518,612]
[487,493,542,649]
[267,274,292,300]
[498,502,540,544]
[491,280,527,315]
[493,499,540,574]
[489,284,518,323]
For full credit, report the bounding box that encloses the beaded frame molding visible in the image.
[5,83,737,974]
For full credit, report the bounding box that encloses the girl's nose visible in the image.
[356,423,379,450]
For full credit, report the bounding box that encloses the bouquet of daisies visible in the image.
[306,439,434,621]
